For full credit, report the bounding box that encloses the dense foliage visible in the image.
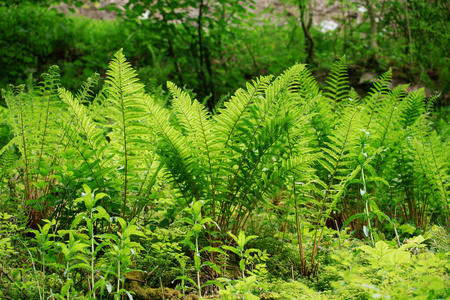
[1,0,449,298]
[0,49,449,299]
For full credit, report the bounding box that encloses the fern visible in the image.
[400,88,426,128]
[362,69,393,130]
[412,119,450,226]
[323,55,350,111]
[58,83,109,190]
[3,66,62,200]
[2,52,449,284]
[104,49,151,218]
[144,64,318,236]
[142,93,200,203]
[217,65,305,230]
[168,82,220,210]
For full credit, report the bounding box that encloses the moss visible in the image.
[125,271,180,300]
[260,292,282,299]
[182,295,199,300]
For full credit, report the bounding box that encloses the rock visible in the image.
[260,292,282,299]
[124,271,180,300]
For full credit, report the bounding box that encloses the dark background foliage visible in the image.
[1,0,449,109]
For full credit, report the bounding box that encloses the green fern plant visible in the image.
[1,50,162,227]
[103,49,155,219]
[2,68,63,229]
[143,64,320,240]
[2,51,448,287]
[411,117,450,228]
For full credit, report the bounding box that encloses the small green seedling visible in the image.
[222,230,259,284]
[177,200,224,298]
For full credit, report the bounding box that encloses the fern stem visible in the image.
[362,167,375,246]
[37,74,56,173]
[226,86,283,214]
[311,109,357,268]
[17,91,31,200]
[116,60,129,220]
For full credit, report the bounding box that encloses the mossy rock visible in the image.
[181,295,199,300]
[125,271,180,300]
[260,292,282,300]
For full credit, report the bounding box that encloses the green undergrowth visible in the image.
[0,50,449,299]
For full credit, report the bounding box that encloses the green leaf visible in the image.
[192,200,203,221]
[388,250,411,265]
[94,206,110,221]
[239,259,245,272]
[245,235,258,244]
[341,213,365,230]
[227,232,239,246]
[118,217,127,232]
[194,252,201,270]
[178,217,194,226]
[222,245,240,256]
[399,224,416,234]
[202,261,221,274]
[359,241,393,259]
[123,224,145,239]
[201,246,227,255]
[238,231,246,249]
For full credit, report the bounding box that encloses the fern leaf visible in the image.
[324,56,350,110]
[362,69,393,129]
[104,49,149,218]
[400,88,426,128]
[142,94,201,202]
[58,86,109,189]
[214,75,273,148]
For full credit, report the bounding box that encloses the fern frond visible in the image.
[214,75,273,148]
[76,72,100,104]
[4,84,33,198]
[412,119,450,222]
[0,145,16,182]
[365,69,392,101]
[168,81,197,137]
[224,65,304,194]
[34,66,62,171]
[322,108,361,180]
[373,84,407,145]
[323,56,349,110]
[292,66,320,103]
[308,93,335,151]
[58,86,109,189]
[104,49,151,218]
[315,107,363,230]
[166,81,222,207]
[400,88,426,128]
[2,66,65,227]
[142,94,201,203]
[362,69,393,129]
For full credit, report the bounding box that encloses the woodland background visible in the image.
[1,0,450,108]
